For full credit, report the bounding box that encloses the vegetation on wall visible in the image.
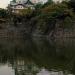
[0,0,75,36]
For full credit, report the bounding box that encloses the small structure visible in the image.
[8,0,34,13]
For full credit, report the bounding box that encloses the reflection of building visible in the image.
[11,60,39,75]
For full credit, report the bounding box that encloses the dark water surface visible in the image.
[0,37,75,75]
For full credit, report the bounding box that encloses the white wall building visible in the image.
[9,0,35,13]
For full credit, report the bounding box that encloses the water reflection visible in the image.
[0,64,14,75]
[0,38,75,75]
[37,68,73,75]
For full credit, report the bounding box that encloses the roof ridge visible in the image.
[25,0,34,5]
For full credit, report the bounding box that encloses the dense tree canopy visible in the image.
[69,0,75,10]
[0,9,9,18]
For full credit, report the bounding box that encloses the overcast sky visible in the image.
[0,0,12,8]
[0,0,62,9]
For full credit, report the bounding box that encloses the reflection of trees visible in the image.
[0,38,75,74]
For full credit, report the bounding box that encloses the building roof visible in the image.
[10,0,34,6]
[24,0,34,5]
[15,3,25,7]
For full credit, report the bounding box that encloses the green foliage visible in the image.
[0,9,8,18]
[63,16,73,29]
[18,8,33,16]
[26,1,75,35]
[41,3,68,17]
[36,19,47,34]
[43,0,53,7]
[68,0,75,10]
[34,3,43,9]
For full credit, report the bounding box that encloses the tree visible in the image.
[33,2,74,35]
[69,0,75,10]
[18,8,33,16]
[42,0,53,8]
[47,0,53,4]
[0,9,8,18]
[34,3,43,9]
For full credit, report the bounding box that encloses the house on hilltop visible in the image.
[8,0,34,13]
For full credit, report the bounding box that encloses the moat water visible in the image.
[0,37,75,75]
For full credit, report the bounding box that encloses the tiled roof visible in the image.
[10,0,34,6]
[25,0,34,5]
